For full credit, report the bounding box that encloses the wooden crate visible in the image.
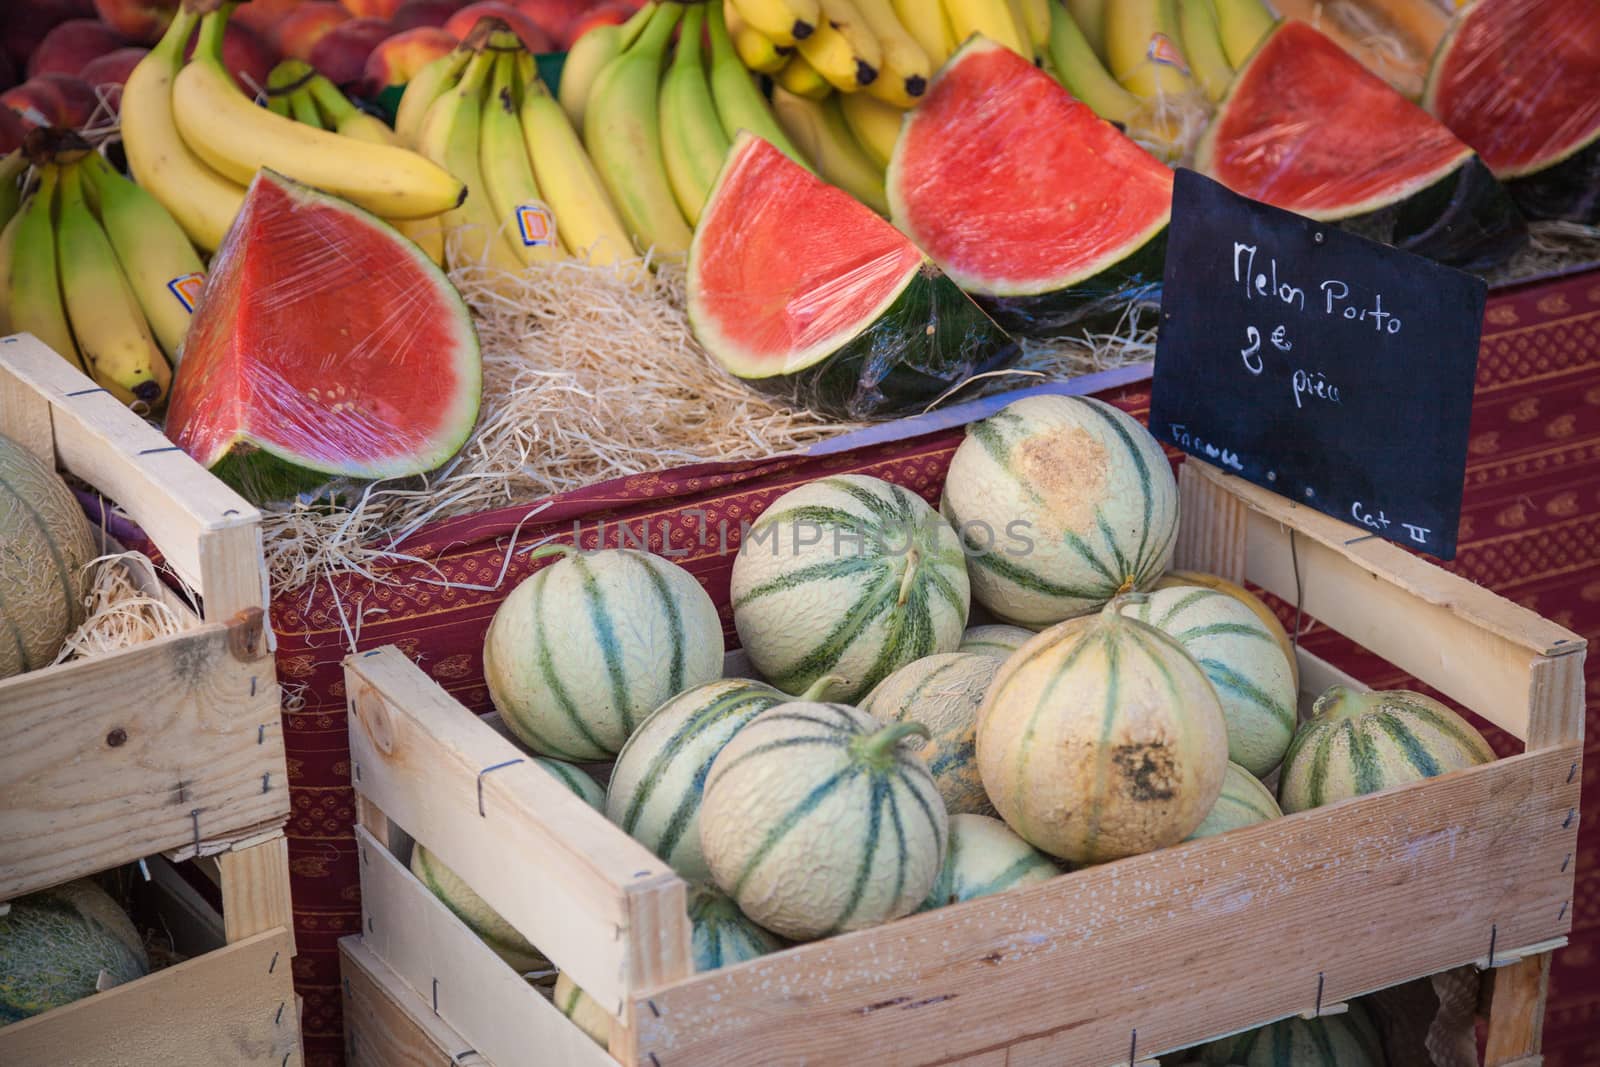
[339,458,1585,1067]
[0,333,300,1064]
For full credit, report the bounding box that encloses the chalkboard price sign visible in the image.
[1150,170,1486,560]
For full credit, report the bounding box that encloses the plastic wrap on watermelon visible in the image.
[163,169,482,504]
[1422,0,1600,225]
[886,38,1173,342]
[687,133,1019,422]
[1195,19,1528,272]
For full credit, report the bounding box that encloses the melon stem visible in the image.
[896,548,921,607]
[852,721,930,768]
[1104,590,1149,616]
[526,542,577,563]
[795,674,848,702]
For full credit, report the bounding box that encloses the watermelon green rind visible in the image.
[1503,141,1600,225]
[167,169,480,501]
[971,228,1168,339]
[1388,155,1528,272]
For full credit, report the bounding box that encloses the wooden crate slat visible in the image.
[0,928,300,1066]
[0,623,287,900]
[346,648,691,1012]
[220,834,296,947]
[631,745,1579,1067]
[341,935,484,1067]
[356,826,621,1067]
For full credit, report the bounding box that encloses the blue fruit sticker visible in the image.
[515,203,558,249]
[168,271,206,313]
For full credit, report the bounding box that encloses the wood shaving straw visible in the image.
[52,552,198,664]
[1491,221,1600,286]
[257,259,1155,593]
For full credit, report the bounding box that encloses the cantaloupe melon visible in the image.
[1195,1002,1384,1065]
[1279,685,1495,813]
[0,434,98,679]
[958,624,1035,660]
[699,701,947,940]
[977,598,1229,864]
[1118,586,1297,776]
[940,395,1178,628]
[554,972,610,1046]
[922,814,1060,910]
[731,475,970,702]
[409,844,545,974]
[1186,761,1282,840]
[862,652,1001,816]
[484,546,725,761]
[0,879,148,1022]
[1155,569,1298,689]
[686,884,784,970]
[535,757,604,809]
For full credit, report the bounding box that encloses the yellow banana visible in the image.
[1046,0,1141,124]
[0,150,23,236]
[416,46,524,272]
[1067,0,1109,60]
[1105,0,1197,100]
[775,52,833,100]
[730,0,821,48]
[396,45,472,147]
[481,44,563,265]
[559,2,657,129]
[1210,0,1275,68]
[120,8,245,253]
[941,0,1030,59]
[659,4,732,225]
[583,1,692,258]
[517,64,640,274]
[854,0,931,108]
[56,163,171,408]
[796,0,882,92]
[837,88,902,170]
[6,167,84,372]
[173,9,465,221]
[707,2,810,166]
[1178,0,1233,102]
[725,0,794,73]
[0,207,22,336]
[1016,0,1050,52]
[891,0,955,67]
[81,153,205,366]
[771,87,888,213]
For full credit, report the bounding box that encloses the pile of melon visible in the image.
[418,395,1496,1046]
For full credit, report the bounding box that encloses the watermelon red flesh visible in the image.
[1198,20,1474,221]
[888,38,1173,298]
[165,169,480,501]
[1424,0,1600,180]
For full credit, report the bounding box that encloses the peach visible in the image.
[510,0,585,43]
[391,0,465,31]
[555,1,634,49]
[444,3,553,53]
[91,0,178,45]
[269,1,352,61]
[308,16,392,87]
[340,0,405,15]
[233,0,308,38]
[2,73,99,130]
[361,26,454,94]
[28,19,126,78]
[0,103,25,154]
[0,52,16,95]
[79,46,147,92]
[3,0,97,72]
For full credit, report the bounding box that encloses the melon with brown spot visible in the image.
[1118,585,1297,777]
[1278,685,1495,813]
[940,395,1178,628]
[862,652,1001,816]
[1155,569,1298,689]
[0,434,98,679]
[1186,761,1282,840]
[958,623,1035,660]
[977,596,1229,864]
[921,813,1060,910]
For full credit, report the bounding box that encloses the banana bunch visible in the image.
[120,3,464,256]
[0,139,204,410]
[395,18,641,274]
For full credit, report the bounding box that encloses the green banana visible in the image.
[1178,0,1234,102]
[7,166,84,372]
[0,198,26,337]
[583,1,693,257]
[1067,0,1109,61]
[771,87,888,214]
[659,3,731,226]
[481,43,563,264]
[1211,0,1276,68]
[706,1,809,169]
[560,1,657,130]
[1047,0,1142,125]
[0,150,24,235]
[81,153,205,365]
[395,45,472,147]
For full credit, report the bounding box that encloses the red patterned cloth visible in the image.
[274,272,1600,1067]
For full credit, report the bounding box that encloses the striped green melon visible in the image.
[941,396,1178,627]
[0,434,98,679]
[699,701,948,940]
[1155,569,1299,690]
[1196,1002,1384,1065]
[536,757,604,809]
[554,972,610,1047]
[1279,685,1495,814]
[977,598,1229,864]
[484,546,725,761]
[410,844,544,973]
[921,814,1060,910]
[958,624,1035,660]
[1117,586,1297,777]
[686,884,784,971]
[730,475,970,702]
[0,879,148,1023]
[1186,761,1282,841]
[605,678,792,882]
[862,652,1001,816]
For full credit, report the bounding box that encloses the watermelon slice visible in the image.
[1423,0,1600,224]
[688,133,1017,420]
[165,170,481,502]
[887,37,1172,341]
[1196,20,1527,271]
